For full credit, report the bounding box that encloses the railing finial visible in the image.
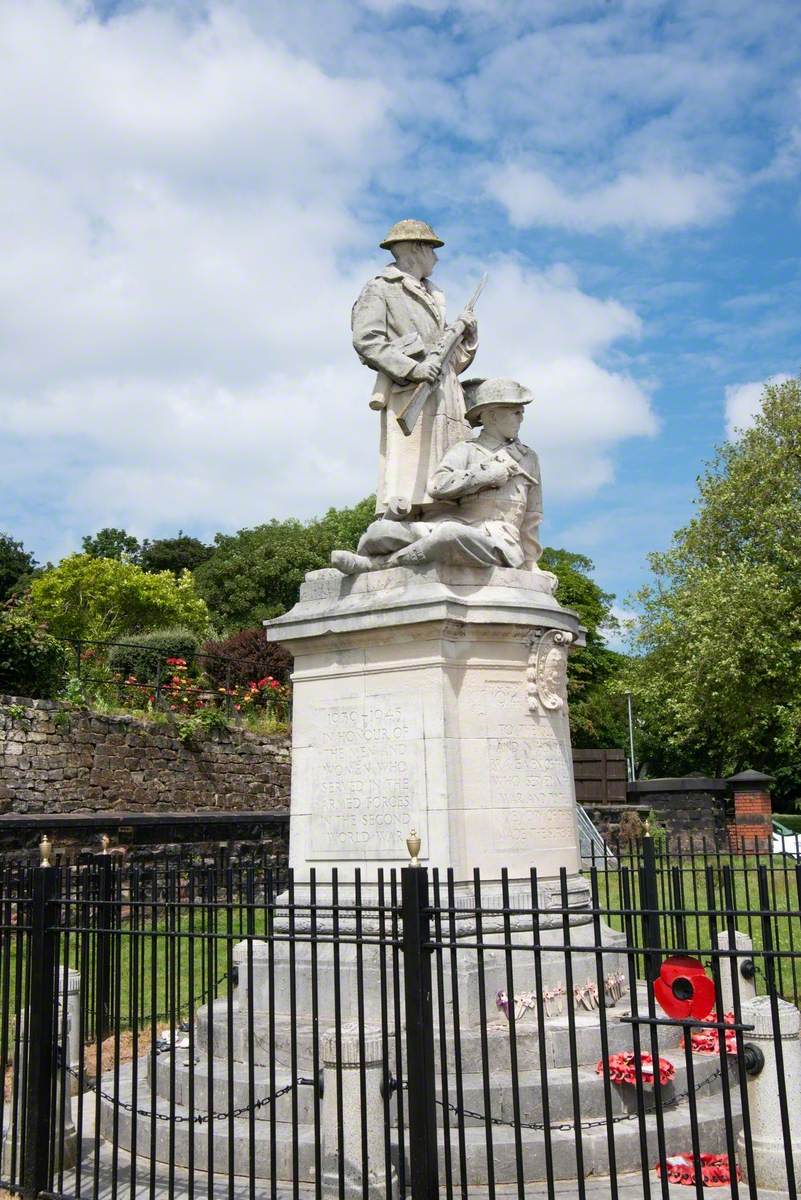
[40,833,52,868]
[406,827,421,867]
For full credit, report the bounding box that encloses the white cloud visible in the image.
[0,0,663,565]
[487,165,735,234]
[455,260,657,498]
[724,373,792,439]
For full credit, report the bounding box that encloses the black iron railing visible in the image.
[0,842,799,1198]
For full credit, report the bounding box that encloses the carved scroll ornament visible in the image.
[526,627,574,714]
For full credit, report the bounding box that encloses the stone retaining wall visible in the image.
[0,695,291,817]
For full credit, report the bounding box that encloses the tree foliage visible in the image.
[0,534,36,602]
[540,547,627,748]
[200,628,293,689]
[81,527,142,562]
[0,608,69,699]
[140,533,213,576]
[194,498,376,630]
[624,376,801,804]
[26,555,210,642]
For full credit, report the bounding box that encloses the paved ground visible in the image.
[36,1137,791,1200]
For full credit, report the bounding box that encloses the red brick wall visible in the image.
[727,787,772,853]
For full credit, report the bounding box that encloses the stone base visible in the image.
[265,562,587,891]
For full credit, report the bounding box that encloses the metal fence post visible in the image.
[95,854,114,1040]
[22,864,59,1198]
[401,866,438,1200]
[640,832,663,981]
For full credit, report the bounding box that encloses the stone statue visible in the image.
[351,219,478,515]
[332,378,547,574]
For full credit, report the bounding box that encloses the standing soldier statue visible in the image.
[352,219,480,516]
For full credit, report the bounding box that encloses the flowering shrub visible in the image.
[110,656,289,725]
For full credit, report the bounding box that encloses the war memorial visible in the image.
[2,220,800,1200]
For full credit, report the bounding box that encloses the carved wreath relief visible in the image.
[526,627,574,714]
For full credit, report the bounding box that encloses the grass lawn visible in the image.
[1,857,799,1039]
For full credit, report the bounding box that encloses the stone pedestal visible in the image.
[713,929,756,1014]
[265,563,587,911]
[737,995,801,1190]
[321,1023,397,1199]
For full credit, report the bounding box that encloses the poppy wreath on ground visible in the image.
[596,1051,676,1087]
[680,1010,738,1055]
[655,1153,741,1187]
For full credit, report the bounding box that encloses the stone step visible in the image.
[150,1044,729,1129]
[195,993,681,1074]
[103,1061,741,1184]
[98,1061,319,1180]
[434,1090,743,1185]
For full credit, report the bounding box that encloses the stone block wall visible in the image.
[624,778,729,851]
[583,779,730,850]
[0,695,291,817]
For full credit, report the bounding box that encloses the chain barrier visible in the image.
[63,1063,313,1124]
[148,970,229,1023]
[402,1065,723,1133]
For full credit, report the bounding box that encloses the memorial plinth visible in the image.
[266,560,588,908]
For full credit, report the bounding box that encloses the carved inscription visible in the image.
[492,807,577,853]
[487,723,574,810]
[309,696,424,860]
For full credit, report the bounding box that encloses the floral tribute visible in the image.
[655,1153,741,1187]
[496,985,566,1020]
[680,1011,738,1056]
[596,1051,676,1087]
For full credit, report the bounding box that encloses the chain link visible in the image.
[64,1063,312,1124]
[401,1065,723,1133]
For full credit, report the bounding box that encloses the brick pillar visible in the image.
[727,769,774,854]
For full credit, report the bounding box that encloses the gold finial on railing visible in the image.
[406,828,421,867]
[40,834,52,868]
[643,818,651,839]
[100,833,110,855]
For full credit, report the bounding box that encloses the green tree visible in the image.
[540,547,628,748]
[195,497,376,629]
[0,533,36,602]
[0,608,69,698]
[140,532,213,576]
[624,375,801,805]
[26,555,210,642]
[81,527,142,562]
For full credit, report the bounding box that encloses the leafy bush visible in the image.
[200,628,292,689]
[175,706,231,746]
[27,554,210,641]
[0,608,69,699]
[108,627,201,683]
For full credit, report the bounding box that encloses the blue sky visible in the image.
[1,0,799,625]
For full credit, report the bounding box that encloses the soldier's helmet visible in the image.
[379,219,444,250]
[462,378,533,427]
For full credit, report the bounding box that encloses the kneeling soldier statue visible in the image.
[332,378,545,574]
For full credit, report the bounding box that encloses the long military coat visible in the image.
[352,264,478,512]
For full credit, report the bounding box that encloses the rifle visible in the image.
[395,273,487,437]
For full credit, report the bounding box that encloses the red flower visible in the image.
[656,1153,740,1187]
[597,1052,675,1087]
[680,1012,737,1056]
